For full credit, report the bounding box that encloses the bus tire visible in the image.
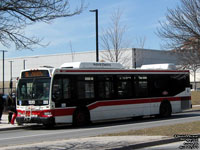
[159,100,172,117]
[43,117,55,128]
[73,107,90,127]
[17,122,23,126]
[43,123,55,129]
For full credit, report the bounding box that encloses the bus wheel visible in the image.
[17,122,23,126]
[73,108,90,127]
[43,123,55,129]
[43,117,55,128]
[159,100,172,117]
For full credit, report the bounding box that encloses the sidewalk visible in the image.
[0,113,23,131]
[1,136,174,150]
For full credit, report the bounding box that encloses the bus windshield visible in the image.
[17,77,51,104]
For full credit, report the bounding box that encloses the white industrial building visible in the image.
[0,48,198,93]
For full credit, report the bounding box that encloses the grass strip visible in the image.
[101,121,200,137]
[191,91,200,105]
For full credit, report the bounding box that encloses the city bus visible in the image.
[16,62,191,127]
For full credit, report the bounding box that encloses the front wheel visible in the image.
[43,117,55,128]
[73,108,90,127]
[17,122,23,126]
[43,122,55,129]
[159,101,172,117]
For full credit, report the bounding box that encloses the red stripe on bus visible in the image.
[87,96,191,110]
[17,108,76,117]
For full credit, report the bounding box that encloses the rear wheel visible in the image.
[159,101,172,117]
[73,108,90,126]
[132,116,143,120]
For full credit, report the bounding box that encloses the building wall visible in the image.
[0,48,181,94]
[133,48,178,67]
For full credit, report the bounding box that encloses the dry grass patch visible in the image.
[191,91,200,105]
[101,121,200,137]
[190,106,200,111]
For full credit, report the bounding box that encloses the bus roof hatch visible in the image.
[141,63,176,70]
[60,62,124,69]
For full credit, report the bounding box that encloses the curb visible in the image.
[183,109,200,113]
[111,135,200,150]
[0,125,26,131]
[110,137,179,150]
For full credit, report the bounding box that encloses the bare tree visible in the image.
[100,9,130,65]
[0,0,84,50]
[157,0,200,90]
[157,0,200,50]
[174,48,200,90]
[135,36,146,49]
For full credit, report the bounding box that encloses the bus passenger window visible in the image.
[99,81,114,99]
[52,78,62,101]
[63,78,71,99]
[134,75,148,98]
[77,76,95,99]
[98,76,114,99]
[117,76,132,98]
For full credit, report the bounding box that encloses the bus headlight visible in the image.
[18,112,23,116]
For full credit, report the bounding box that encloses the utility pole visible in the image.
[90,9,99,62]
[23,59,27,70]
[132,48,136,69]
[0,50,8,95]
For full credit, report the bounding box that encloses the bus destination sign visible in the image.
[22,70,49,78]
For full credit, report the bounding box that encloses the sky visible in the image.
[2,0,181,58]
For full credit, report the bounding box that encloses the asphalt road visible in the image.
[0,111,200,148]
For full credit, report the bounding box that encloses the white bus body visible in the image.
[16,62,191,126]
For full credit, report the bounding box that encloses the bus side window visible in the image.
[170,74,189,95]
[134,75,148,98]
[152,75,170,97]
[63,78,71,99]
[77,76,95,99]
[117,75,132,98]
[52,78,62,101]
[98,76,114,99]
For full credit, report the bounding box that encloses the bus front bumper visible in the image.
[16,116,55,125]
